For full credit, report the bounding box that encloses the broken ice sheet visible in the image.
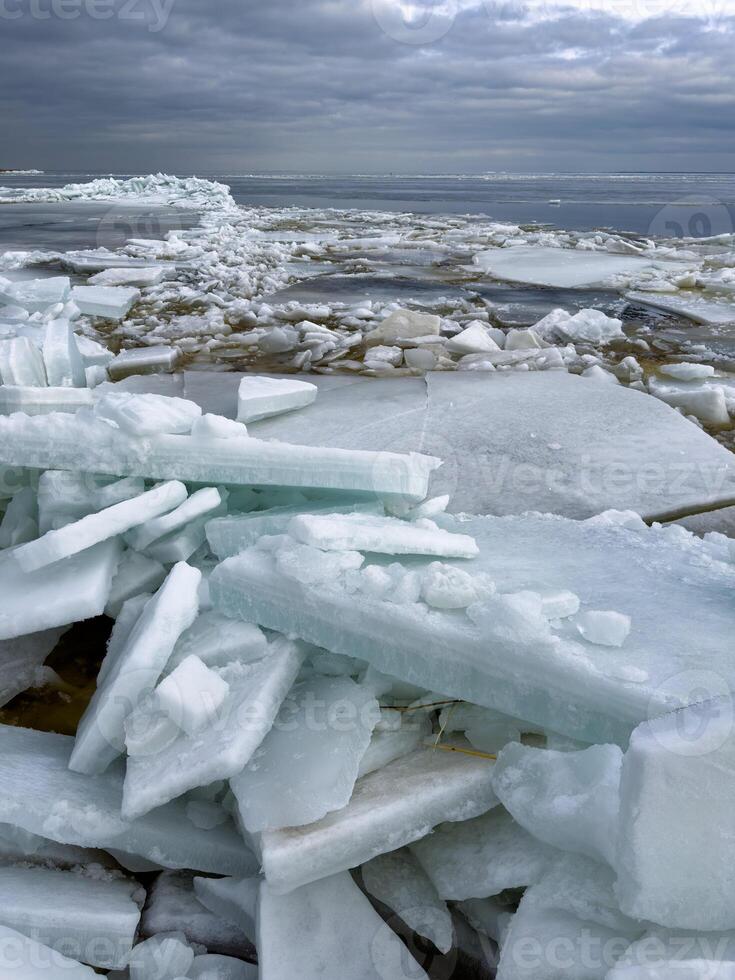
[42,318,86,387]
[71,285,140,320]
[257,872,430,980]
[361,848,454,954]
[0,923,99,980]
[0,725,255,875]
[236,375,317,423]
[70,561,201,775]
[122,637,305,818]
[0,539,121,641]
[107,345,182,380]
[260,741,497,894]
[0,384,94,416]
[211,512,735,746]
[231,674,379,832]
[192,875,259,943]
[0,335,48,386]
[288,512,480,558]
[165,611,268,673]
[0,865,141,969]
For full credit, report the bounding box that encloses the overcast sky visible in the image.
[1,0,733,173]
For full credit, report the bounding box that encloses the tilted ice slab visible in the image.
[0,335,47,386]
[0,410,438,501]
[122,638,305,819]
[71,285,140,320]
[211,512,735,746]
[0,923,99,980]
[193,875,259,944]
[14,481,187,573]
[473,245,689,289]
[42,318,86,387]
[0,539,120,640]
[257,872,430,980]
[0,275,71,313]
[0,865,141,969]
[236,375,317,423]
[288,512,479,558]
[627,290,735,325]
[88,266,166,288]
[259,743,497,894]
[166,611,268,673]
[244,372,735,519]
[0,726,254,875]
[107,345,182,380]
[0,627,65,706]
[0,384,93,416]
[71,562,201,775]
[231,674,379,832]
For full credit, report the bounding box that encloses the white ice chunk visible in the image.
[42,318,86,387]
[127,487,221,551]
[367,309,440,343]
[0,336,48,386]
[411,805,554,900]
[0,485,37,547]
[616,697,735,931]
[0,865,141,969]
[446,321,501,354]
[493,742,622,866]
[0,384,93,416]
[129,933,194,980]
[660,363,716,381]
[0,923,98,979]
[0,627,64,706]
[288,513,479,558]
[14,480,187,573]
[107,346,182,380]
[257,872,429,980]
[540,589,581,619]
[0,276,71,313]
[575,609,631,647]
[474,245,687,289]
[122,637,305,819]
[191,414,249,440]
[361,848,454,953]
[70,562,201,774]
[0,411,438,501]
[94,476,146,509]
[88,266,166,288]
[648,377,731,426]
[533,307,624,344]
[0,539,120,640]
[420,562,495,609]
[231,675,379,832]
[261,742,497,894]
[0,726,254,875]
[437,702,526,755]
[95,392,202,436]
[236,376,317,423]
[71,285,140,320]
[105,551,166,617]
[156,655,229,736]
[166,611,268,673]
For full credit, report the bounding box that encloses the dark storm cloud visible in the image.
[0,0,733,172]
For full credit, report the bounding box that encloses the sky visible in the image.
[1,0,733,173]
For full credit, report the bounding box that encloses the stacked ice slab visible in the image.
[0,377,734,979]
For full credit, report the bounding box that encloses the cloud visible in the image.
[0,0,733,172]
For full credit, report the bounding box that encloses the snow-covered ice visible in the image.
[288,512,480,558]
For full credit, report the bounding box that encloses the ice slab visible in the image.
[129,933,194,980]
[206,500,383,559]
[0,384,93,416]
[0,275,71,313]
[70,561,201,774]
[141,871,256,960]
[648,376,731,426]
[0,726,255,875]
[616,698,735,931]
[95,391,202,436]
[0,539,120,640]
[128,487,221,552]
[231,675,379,832]
[492,742,623,866]
[0,923,99,979]
[211,512,735,746]
[36,470,102,533]
[627,290,735,325]
[257,872,429,980]
[411,805,554,900]
[236,375,317,423]
[361,848,454,953]
[0,485,37,547]
[88,266,166,288]
[473,246,686,289]
[122,637,304,818]
[166,611,267,673]
[193,876,258,943]
[260,743,497,894]
[105,550,167,618]
[14,481,187,573]
[71,285,140,320]
[0,336,48,386]
[107,346,182,380]
[0,865,141,969]
[0,410,438,501]
[0,627,64,706]
[42,319,86,387]
[288,512,479,558]
[189,954,258,979]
